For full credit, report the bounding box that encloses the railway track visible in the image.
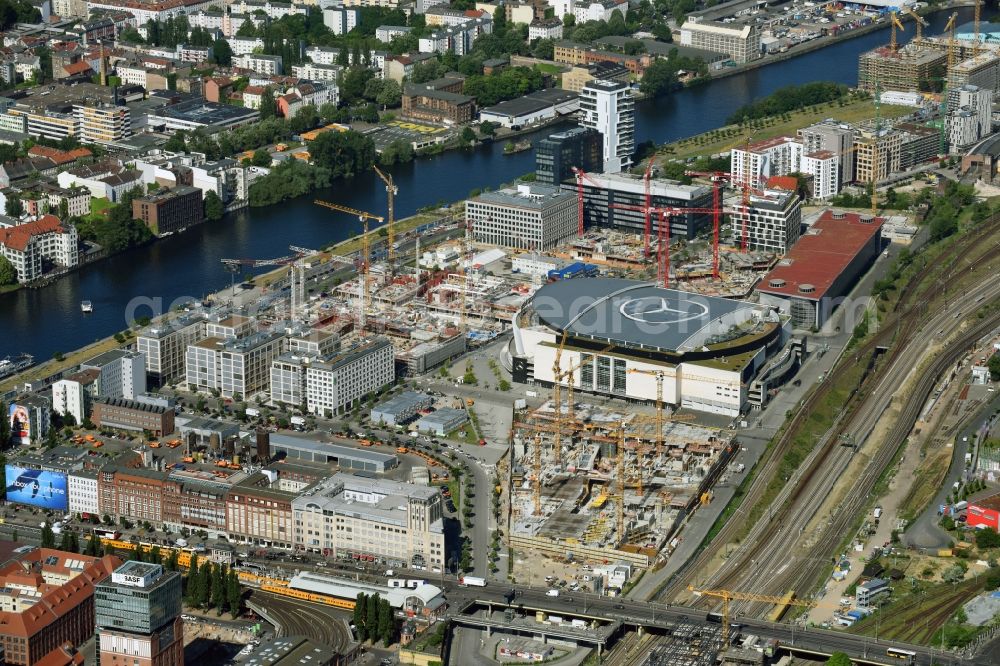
[661,215,1000,607]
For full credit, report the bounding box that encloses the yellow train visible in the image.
[99,538,196,569]
[260,583,355,610]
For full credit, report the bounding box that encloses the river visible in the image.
[1,6,991,361]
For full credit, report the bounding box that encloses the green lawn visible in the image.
[90,197,112,215]
[534,63,563,75]
[660,97,913,162]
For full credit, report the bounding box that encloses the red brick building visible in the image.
[0,549,120,666]
[91,397,175,436]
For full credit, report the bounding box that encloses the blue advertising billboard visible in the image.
[4,465,68,511]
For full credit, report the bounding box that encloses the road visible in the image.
[905,391,1000,551]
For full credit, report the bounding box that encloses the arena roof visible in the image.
[756,209,884,302]
[531,277,763,353]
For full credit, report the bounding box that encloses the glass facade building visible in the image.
[535,126,603,186]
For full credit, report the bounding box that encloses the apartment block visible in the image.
[226,471,295,549]
[729,189,802,254]
[292,473,445,569]
[81,350,147,400]
[853,128,902,185]
[131,185,204,236]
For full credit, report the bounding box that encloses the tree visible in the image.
[5,195,22,217]
[164,131,187,152]
[203,190,224,221]
[85,534,101,556]
[366,592,379,639]
[826,653,852,666]
[166,548,180,571]
[259,87,277,120]
[309,130,376,178]
[58,530,71,551]
[251,148,272,167]
[378,597,394,645]
[227,569,242,618]
[375,79,401,108]
[532,38,554,60]
[41,524,55,548]
[354,593,368,641]
[640,58,678,97]
[460,126,476,146]
[211,563,227,613]
[977,527,1000,549]
[212,37,233,66]
[0,255,15,285]
[989,354,1000,381]
[479,120,497,137]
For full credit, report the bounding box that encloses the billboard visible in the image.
[5,465,68,511]
[8,404,29,446]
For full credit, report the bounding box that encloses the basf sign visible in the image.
[4,465,68,511]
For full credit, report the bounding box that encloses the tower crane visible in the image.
[889,11,905,54]
[974,0,982,55]
[945,12,959,74]
[642,159,655,258]
[902,6,927,44]
[372,165,397,270]
[554,342,613,467]
[688,586,834,650]
[220,252,302,295]
[571,167,606,239]
[683,169,744,279]
[533,432,544,516]
[314,200,384,331]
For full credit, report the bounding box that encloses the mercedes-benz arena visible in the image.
[512,277,789,416]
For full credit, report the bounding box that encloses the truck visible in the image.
[290,415,306,431]
[873,506,882,519]
[954,501,968,512]
[245,407,260,418]
[459,576,486,587]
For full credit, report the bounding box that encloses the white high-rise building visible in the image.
[800,150,840,199]
[305,338,395,418]
[730,135,803,187]
[80,350,147,400]
[580,79,634,174]
[52,379,87,425]
[949,84,992,153]
[729,189,802,254]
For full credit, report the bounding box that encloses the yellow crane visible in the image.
[889,11,905,53]
[945,12,959,73]
[314,200,384,330]
[533,432,544,516]
[617,422,627,541]
[372,166,397,270]
[687,587,819,650]
[902,6,928,43]
[975,0,982,55]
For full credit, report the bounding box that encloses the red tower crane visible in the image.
[610,203,722,288]
[571,167,607,239]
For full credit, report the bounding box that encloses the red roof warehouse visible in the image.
[755,209,885,330]
[968,494,1000,531]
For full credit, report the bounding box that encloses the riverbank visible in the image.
[660,95,912,161]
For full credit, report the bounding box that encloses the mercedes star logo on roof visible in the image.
[619,297,709,325]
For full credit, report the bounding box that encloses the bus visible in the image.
[885,647,916,663]
[706,612,724,624]
[93,528,120,540]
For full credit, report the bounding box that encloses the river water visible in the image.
[1,6,989,361]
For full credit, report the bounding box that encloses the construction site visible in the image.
[506,336,738,571]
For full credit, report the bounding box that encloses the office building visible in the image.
[370,391,433,426]
[798,120,855,187]
[137,313,207,387]
[401,79,476,124]
[0,549,119,666]
[729,189,802,254]
[679,18,760,64]
[466,183,577,250]
[81,350,147,400]
[580,79,634,173]
[270,330,340,407]
[91,397,175,437]
[7,395,50,446]
[132,185,205,236]
[535,126,603,186]
[98,465,171,524]
[304,338,395,418]
[95,562,183,666]
[242,636,344,666]
[560,171,712,240]
[292,473,445,569]
[187,330,286,398]
[69,469,100,516]
[560,61,630,94]
[855,578,891,608]
[226,471,296,549]
[75,103,131,145]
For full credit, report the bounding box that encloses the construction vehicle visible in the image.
[466,398,475,406]
[92,441,103,448]
[396,446,409,454]
[150,442,161,448]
